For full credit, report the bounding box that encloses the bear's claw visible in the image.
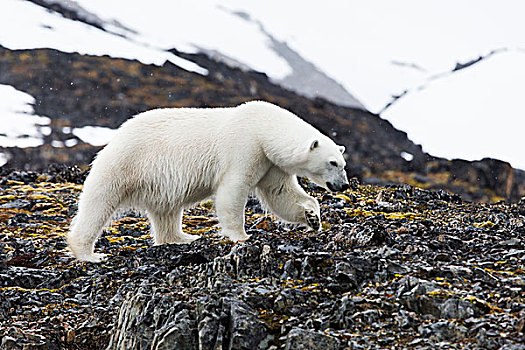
[305,209,320,231]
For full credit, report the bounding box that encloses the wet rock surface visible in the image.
[0,168,524,349]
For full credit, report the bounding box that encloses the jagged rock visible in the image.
[500,344,525,350]
[352,309,382,325]
[418,321,467,341]
[211,243,262,280]
[107,290,270,350]
[440,298,477,320]
[283,328,340,350]
[395,310,418,329]
[280,259,300,280]
[0,199,31,210]
[329,295,356,329]
[1,336,21,350]
[151,309,196,350]
[228,298,271,349]
[106,290,159,349]
[333,261,358,290]
[0,266,63,289]
[348,226,388,246]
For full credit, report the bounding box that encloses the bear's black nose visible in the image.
[327,182,349,192]
[326,182,337,192]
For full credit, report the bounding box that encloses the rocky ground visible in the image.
[0,167,524,349]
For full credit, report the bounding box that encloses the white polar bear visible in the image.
[67,101,349,262]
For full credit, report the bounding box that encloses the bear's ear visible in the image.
[339,145,345,154]
[310,140,319,151]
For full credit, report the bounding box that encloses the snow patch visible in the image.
[65,139,78,147]
[400,152,414,162]
[0,85,50,148]
[0,153,10,167]
[41,126,52,136]
[51,140,64,148]
[71,0,293,79]
[72,126,116,146]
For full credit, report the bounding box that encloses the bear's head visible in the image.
[298,137,350,193]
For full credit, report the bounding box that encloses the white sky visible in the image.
[0,0,524,169]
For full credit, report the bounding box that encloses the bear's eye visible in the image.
[330,161,338,167]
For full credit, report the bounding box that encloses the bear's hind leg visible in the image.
[149,209,199,245]
[67,190,119,263]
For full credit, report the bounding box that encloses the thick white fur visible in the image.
[256,166,319,225]
[67,101,347,262]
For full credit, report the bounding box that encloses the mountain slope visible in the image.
[0,46,419,172]
[3,0,524,171]
[0,45,524,202]
[381,50,525,170]
[4,0,364,110]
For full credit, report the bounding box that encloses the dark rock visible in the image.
[280,259,300,280]
[329,295,355,329]
[500,344,525,350]
[197,299,221,350]
[106,289,177,349]
[418,321,467,341]
[352,309,381,325]
[150,309,196,350]
[283,328,340,350]
[333,261,358,290]
[439,298,477,320]
[0,199,32,210]
[1,336,21,350]
[395,310,417,329]
[228,298,270,349]
[348,226,389,246]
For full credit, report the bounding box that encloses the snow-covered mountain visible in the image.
[381,50,525,170]
[1,0,524,169]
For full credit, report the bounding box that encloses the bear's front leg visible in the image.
[255,166,321,230]
[215,181,251,242]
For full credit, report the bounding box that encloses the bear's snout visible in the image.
[326,181,350,192]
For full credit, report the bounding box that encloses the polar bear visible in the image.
[67,101,349,262]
